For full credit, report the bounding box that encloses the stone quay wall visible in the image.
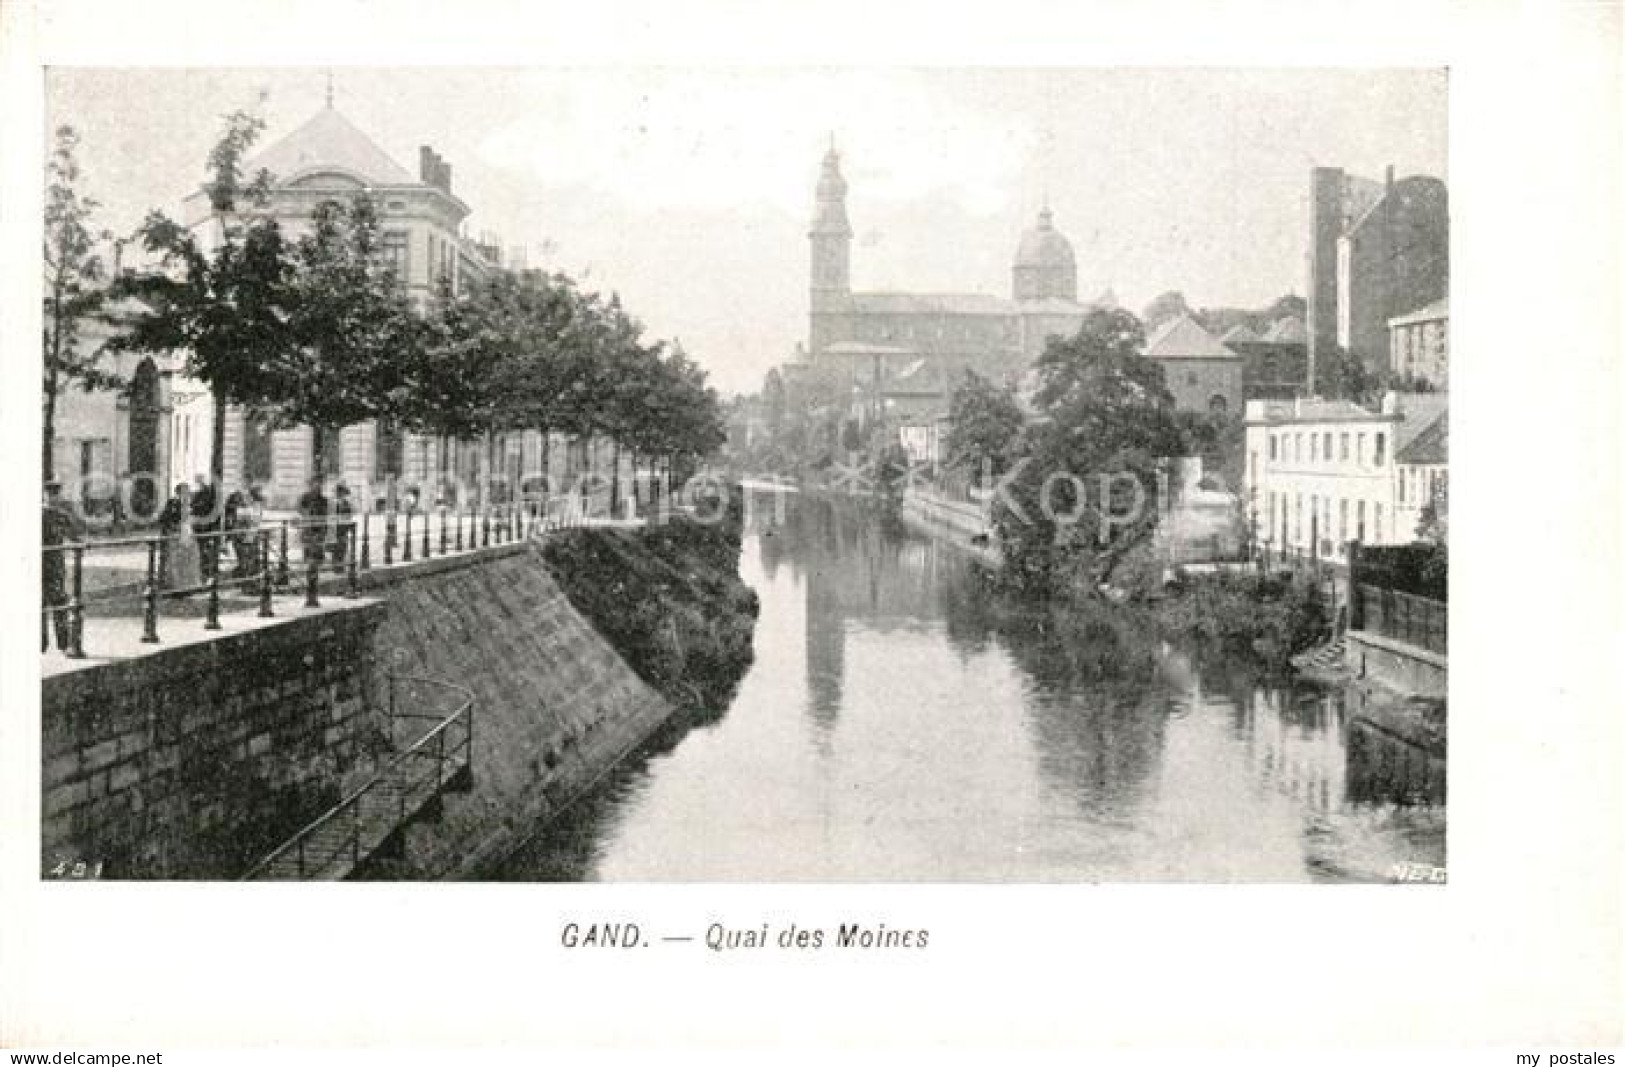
[41,538,678,881]
[359,542,672,879]
[41,601,387,879]
[899,488,1001,567]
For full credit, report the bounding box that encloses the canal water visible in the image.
[498,495,1445,883]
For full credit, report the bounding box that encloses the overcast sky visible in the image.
[46,67,1446,396]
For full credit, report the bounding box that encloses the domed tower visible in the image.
[1012,206,1078,302]
[809,143,852,354]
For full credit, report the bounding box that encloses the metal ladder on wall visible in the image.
[242,674,475,881]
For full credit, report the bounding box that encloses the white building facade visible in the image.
[1388,297,1449,390]
[1244,392,1448,564]
[175,103,512,509]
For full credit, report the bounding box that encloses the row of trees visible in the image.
[43,114,725,491]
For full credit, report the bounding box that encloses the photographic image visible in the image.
[39,66,1448,885]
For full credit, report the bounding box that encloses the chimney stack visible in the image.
[419,147,453,193]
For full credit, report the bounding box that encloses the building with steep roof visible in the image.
[1261,316,1307,345]
[1220,323,1263,347]
[183,104,496,306]
[175,100,506,506]
[806,145,1100,410]
[1142,314,1243,415]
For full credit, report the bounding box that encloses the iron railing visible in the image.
[1354,583,1448,656]
[241,673,475,881]
[42,498,592,659]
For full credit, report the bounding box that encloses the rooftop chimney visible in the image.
[418,147,453,194]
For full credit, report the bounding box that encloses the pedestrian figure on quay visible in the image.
[191,473,220,581]
[165,482,202,590]
[333,483,355,564]
[157,483,183,587]
[224,488,256,582]
[110,471,129,536]
[41,481,86,653]
[297,477,330,565]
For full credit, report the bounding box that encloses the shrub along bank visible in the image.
[539,503,759,718]
[1150,569,1330,670]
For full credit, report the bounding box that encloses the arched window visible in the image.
[1208,394,1228,416]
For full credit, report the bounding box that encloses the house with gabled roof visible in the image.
[171,100,507,506]
[1142,313,1243,415]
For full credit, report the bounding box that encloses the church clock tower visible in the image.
[808,143,852,355]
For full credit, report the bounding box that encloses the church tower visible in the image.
[1012,205,1078,302]
[809,142,852,355]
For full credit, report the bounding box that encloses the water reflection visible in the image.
[498,494,1444,882]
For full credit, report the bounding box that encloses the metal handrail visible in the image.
[41,498,578,657]
[241,673,474,880]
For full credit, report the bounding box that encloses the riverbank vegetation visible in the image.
[539,496,759,718]
[989,307,1184,598]
[1150,569,1329,669]
[937,306,1328,670]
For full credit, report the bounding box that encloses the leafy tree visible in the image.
[111,111,297,483]
[1264,293,1306,323]
[762,368,786,436]
[1312,343,1377,403]
[944,369,1023,477]
[1417,474,1448,546]
[42,125,122,481]
[411,270,726,508]
[994,307,1183,594]
[653,339,727,485]
[281,195,425,440]
[1031,306,1169,426]
[409,274,502,444]
[1174,408,1245,491]
[1141,290,1193,333]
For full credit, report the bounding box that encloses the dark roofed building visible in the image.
[1221,323,1263,347]
[1143,314,1243,415]
[1225,315,1310,401]
[1308,165,1449,382]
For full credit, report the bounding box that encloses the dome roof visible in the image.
[246,106,416,187]
[1014,207,1076,270]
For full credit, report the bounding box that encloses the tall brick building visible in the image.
[1306,166,1448,383]
[176,102,507,506]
